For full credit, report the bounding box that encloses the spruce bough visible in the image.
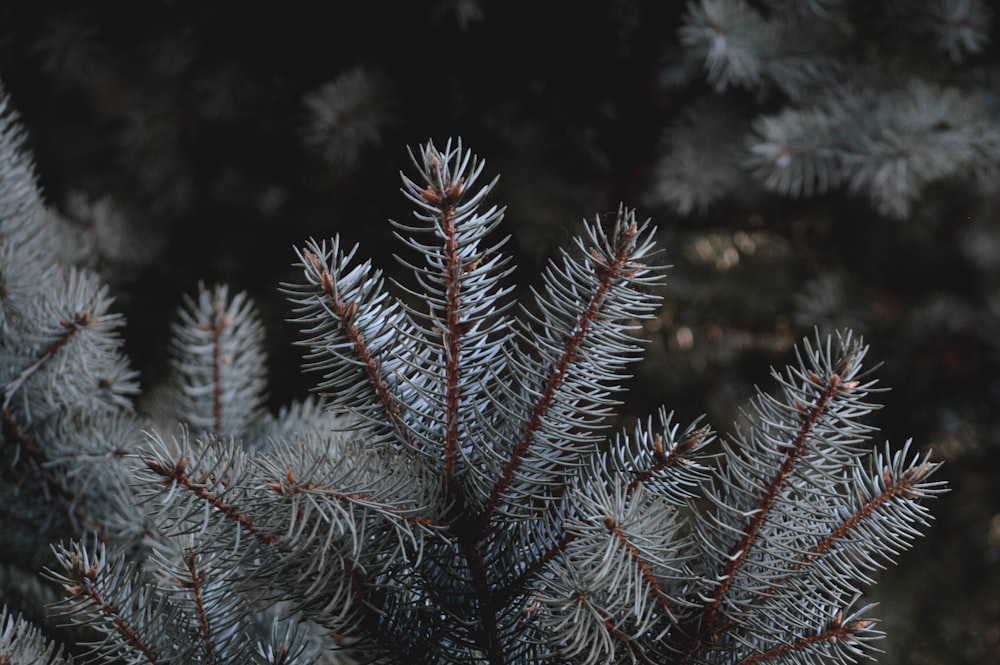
[0,116,945,663]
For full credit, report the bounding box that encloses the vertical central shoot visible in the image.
[415,152,466,484]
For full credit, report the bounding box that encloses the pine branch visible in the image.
[408,145,469,483]
[143,447,278,549]
[2,269,137,423]
[484,208,664,520]
[47,543,188,665]
[485,218,634,513]
[623,418,713,496]
[929,0,991,62]
[647,102,750,216]
[698,364,848,642]
[734,604,880,665]
[0,607,73,665]
[394,138,511,491]
[168,283,268,440]
[0,120,947,664]
[501,413,712,603]
[797,441,944,574]
[671,332,944,665]
[680,0,771,91]
[604,511,680,615]
[286,239,418,451]
[746,107,847,198]
[2,313,86,410]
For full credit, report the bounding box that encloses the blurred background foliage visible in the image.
[0,0,997,662]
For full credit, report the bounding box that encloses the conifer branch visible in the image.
[707,443,943,650]
[290,244,419,452]
[692,370,843,649]
[394,138,510,491]
[2,311,88,411]
[798,445,942,569]
[0,608,72,665]
[626,427,709,494]
[208,306,225,437]
[485,214,650,520]
[509,421,710,604]
[178,550,216,663]
[266,472,443,528]
[0,117,946,664]
[416,150,467,484]
[735,620,874,665]
[304,248,393,414]
[143,454,277,547]
[604,515,677,614]
[169,284,267,440]
[53,546,168,665]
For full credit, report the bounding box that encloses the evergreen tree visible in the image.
[0,85,945,663]
[652,0,999,218]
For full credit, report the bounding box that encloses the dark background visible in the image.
[1,1,997,662]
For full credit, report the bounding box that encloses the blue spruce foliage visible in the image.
[0,83,945,663]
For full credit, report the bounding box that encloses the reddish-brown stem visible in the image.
[444,216,462,484]
[66,552,166,665]
[4,311,90,408]
[210,304,225,437]
[680,374,842,662]
[483,222,639,520]
[184,551,217,663]
[303,251,417,450]
[626,428,708,494]
[735,618,873,665]
[145,456,277,546]
[450,516,507,665]
[606,516,676,614]
[415,167,465,487]
[503,426,703,603]
[799,462,933,568]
